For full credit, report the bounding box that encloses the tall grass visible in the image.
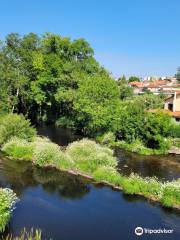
[2,137,34,161]
[0,188,18,232]
[33,137,73,169]
[2,228,42,240]
[93,166,123,186]
[66,139,117,173]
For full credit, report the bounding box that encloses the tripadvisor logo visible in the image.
[135,227,143,236]
[135,226,174,236]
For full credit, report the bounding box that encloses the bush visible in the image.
[2,137,34,161]
[0,114,36,145]
[168,123,180,138]
[96,132,115,145]
[33,137,73,169]
[142,112,172,149]
[0,188,18,232]
[66,139,117,173]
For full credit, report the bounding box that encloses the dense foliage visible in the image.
[0,33,179,152]
[128,76,140,82]
[0,114,36,145]
[0,33,106,126]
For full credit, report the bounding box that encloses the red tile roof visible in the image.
[148,109,180,118]
[129,81,144,87]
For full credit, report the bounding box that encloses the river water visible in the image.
[0,126,179,240]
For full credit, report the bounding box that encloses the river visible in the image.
[0,126,179,239]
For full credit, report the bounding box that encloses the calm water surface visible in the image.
[37,126,180,181]
[0,156,179,240]
[0,126,179,239]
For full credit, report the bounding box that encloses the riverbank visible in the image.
[110,139,180,156]
[97,132,180,156]
[1,136,180,211]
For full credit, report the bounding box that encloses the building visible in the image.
[148,91,180,122]
[164,92,180,121]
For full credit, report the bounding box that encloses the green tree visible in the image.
[118,84,133,100]
[117,75,127,85]
[74,75,120,136]
[133,93,164,110]
[128,76,140,82]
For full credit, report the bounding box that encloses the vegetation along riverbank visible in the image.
[0,33,180,156]
[0,113,179,233]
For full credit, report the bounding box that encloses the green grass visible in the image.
[121,174,161,197]
[0,188,18,232]
[160,180,180,207]
[93,166,123,186]
[66,139,117,174]
[2,137,34,161]
[111,139,169,155]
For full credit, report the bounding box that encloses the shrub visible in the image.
[96,132,115,145]
[33,137,73,168]
[0,114,36,145]
[168,123,180,138]
[142,112,172,149]
[2,137,34,161]
[66,139,117,173]
[0,188,18,232]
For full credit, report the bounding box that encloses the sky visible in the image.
[0,0,180,78]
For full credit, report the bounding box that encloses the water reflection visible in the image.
[116,149,180,181]
[0,155,180,240]
[37,125,82,146]
[0,155,90,200]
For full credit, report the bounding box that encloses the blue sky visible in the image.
[1,0,180,77]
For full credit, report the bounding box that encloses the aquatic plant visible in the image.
[66,139,117,173]
[0,188,18,232]
[0,114,36,145]
[2,228,42,240]
[2,137,34,161]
